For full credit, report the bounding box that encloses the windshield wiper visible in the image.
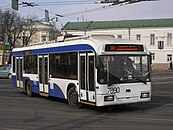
[134,76,147,84]
[108,75,121,86]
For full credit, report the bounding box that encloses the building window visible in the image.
[151,53,155,61]
[117,35,122,39]
[41,32,49,42]
[167,33,172,45]
[136,34,141,41]
[158,41,164,49]
[41,35,47,42]
[150,34,155,45]
[167,54,172,62]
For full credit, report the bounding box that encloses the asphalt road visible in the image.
[0,70,173,130]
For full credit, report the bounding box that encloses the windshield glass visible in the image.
[97,55,150,84]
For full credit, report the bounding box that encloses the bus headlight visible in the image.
[140,92,150,98]
[104,95,114,101]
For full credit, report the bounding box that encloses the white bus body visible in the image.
[11,35,151,108]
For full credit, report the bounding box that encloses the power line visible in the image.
[5,0,158,28]
[36,0,99,4]
[23,0,157,18]
[59,0,159,17]
[25,0,100,6]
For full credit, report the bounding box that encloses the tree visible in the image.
[0,9,23,48]
[0,9,39,47]
[22,16,38,46]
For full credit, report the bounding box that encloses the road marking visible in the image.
[0,127,20,130]
[152,81,173,85]
[109,115,173,122]
[148,102,173,106]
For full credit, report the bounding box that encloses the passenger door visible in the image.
[79,53,96,104]
[38,55,49,95]
[16,57,23,88]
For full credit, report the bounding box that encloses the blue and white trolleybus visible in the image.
[11,35,152,108]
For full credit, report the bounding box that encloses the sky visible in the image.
[1,0,173,29]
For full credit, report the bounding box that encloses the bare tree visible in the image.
[0,9,23,48]
[0,9,39,47]
[22,16,38,46]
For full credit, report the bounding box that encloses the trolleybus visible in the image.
[11,35,152,108]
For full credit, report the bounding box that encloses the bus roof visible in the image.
[12,35,149,56]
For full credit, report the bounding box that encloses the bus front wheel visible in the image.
[26,81,33,97]
[67,87,82,109]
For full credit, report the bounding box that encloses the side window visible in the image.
[58,53,68,78]
[24,55,37,74]
[68,52,78,79]
[89,56,95,91]
[49,52,78,79]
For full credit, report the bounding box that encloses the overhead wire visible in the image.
[14,0,133,28]
[24,0,100,6]
[1,0,157,28]
[19,1,117,17]
[1,0,151,18]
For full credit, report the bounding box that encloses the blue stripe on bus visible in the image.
[22,77,39,93]
[12,75,65,98]
[12,44,95,56]
[11,76,17,89]
[49,83,65,99]
[31,80,39,93]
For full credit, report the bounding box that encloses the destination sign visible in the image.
[105,44,144,51]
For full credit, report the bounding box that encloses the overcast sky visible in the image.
[1,0,173,28]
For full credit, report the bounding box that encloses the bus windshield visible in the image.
[97,55,150,85]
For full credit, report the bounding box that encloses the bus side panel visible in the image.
[49,83,65,99]
[23,77,39,94]
[11,75,17,89]
[30,80,39,94]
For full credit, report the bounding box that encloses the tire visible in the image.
[26,81,33,97]
[67,87,82,109]
[8,73,12,79]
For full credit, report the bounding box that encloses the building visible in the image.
[0,41,11,65]
[16,22,58,47]
[30,22,58,45]
[62,18,173,70]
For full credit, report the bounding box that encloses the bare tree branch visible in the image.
[0,10,39,47]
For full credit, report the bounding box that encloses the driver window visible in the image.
[98,57,108,83]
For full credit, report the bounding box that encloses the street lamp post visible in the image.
[2,41,5,65]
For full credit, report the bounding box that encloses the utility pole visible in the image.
[45,10,49,22]
[11,0,38,10]
[11,0,18,10]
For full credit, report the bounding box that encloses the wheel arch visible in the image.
[66,83,77,98]
[24,78,30,91]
